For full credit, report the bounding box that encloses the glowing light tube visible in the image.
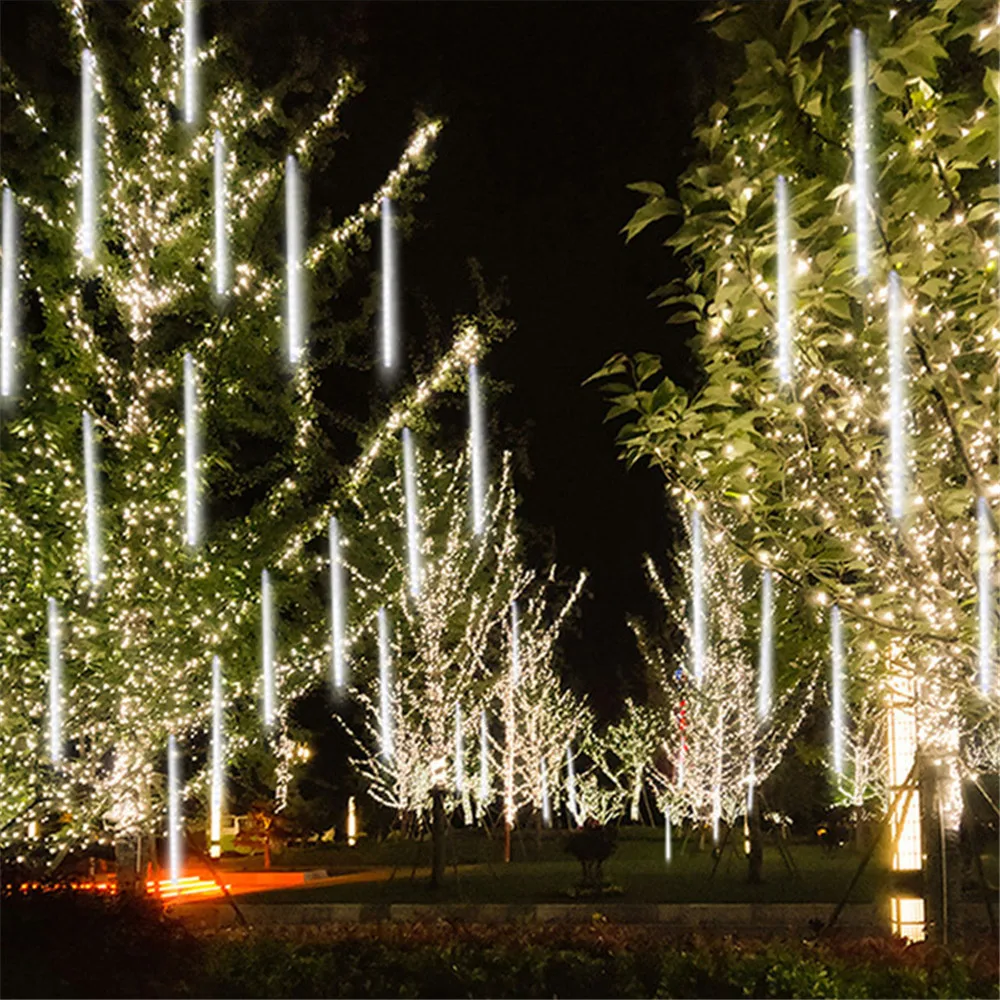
[468,363,487,534]
[510,601,522,685]
[478,708,489,805]
[380,197,397,370]
[183,353,200,548]
[979,497,995,695]
[540,758,551,828]
[285,155,303,366]
[377,607,393,759]
[851,29,869,278]
[691,507,707,683]
[831,604,845,777]
[711,710,723,845]
[402,428,421,597]
[454,703,464,794]
[167,734,182,885]
[214,131,228,297]
[2,186,17,398]
[329,517,347,693]
[758,568,774,720]
[261,570,275,728]
[775,175,793,384]
[209,655,223,858]
[566,744,578,825]
[887,270,906,521]
[664,804,672,864]
[47,598,62,764]
[183,0,197,124]
[81,48,96,260]
[82,410,101,586]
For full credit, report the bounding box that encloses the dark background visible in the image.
[1,1,715,718]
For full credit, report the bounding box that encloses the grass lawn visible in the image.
[232,826,888,905]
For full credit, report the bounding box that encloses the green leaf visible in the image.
[873,69,906,97]
[627,181,666,197]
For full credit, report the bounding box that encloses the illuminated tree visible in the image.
[0,0,499,873]
[597,0,997,930]
[633,528,815,842]
[345,448,529,823]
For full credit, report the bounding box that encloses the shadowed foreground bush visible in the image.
[2,892,998,998]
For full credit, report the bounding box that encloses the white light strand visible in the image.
[213,131,228,297]
[664,804,672,864]
[380,196,397,370]
[831,604,845,777]
[285,155,304,366]
[82,410,101,586]
[691,506,707,683]
[566,743,578,825]
[979,498,995,695]
[329,517,347,693]
[183,0,198,125]
[80,47,96,260]
[47,598,62,764]
[1,186,17,397]
[261,569,275,729]
[757,568,774,720]
[468,362,486,534]
[887,270,907,521]
[402,428,421,597]
[209,655,223,857]
[851,28,869,278]
[478,708,489,805]
[775,174,793,384]
[183,353,200,547]
[540,757,551,827]
[454,702,464,794]
[167,734,182,885]
[377,607,393,759]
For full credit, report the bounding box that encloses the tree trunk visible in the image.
[504,817,511,864]
[919,754,962,944]
[264,833,272,871]
[431,786,446,888]
[747,798,763,884]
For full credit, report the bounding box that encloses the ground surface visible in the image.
[227,827,889,906]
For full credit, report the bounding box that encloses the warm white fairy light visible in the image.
[82,410,101,586]
[183,353,200,547]
[380,196,398,370]
[887,271,907,521]
[757,568,774,720]
[377,606,393,760]
[468,362,487,535]
[261,569,275,729]
[690,506,706,683]
[979,497,995,694]
[47,598,62,764]
[775,175,793,383]
[831,604,845,777]
[167,733,182,884]
[182,0,197,125]
[285,155,304,366]
[213,131,228,297]
[851,28,869,278]
[402,428,421,597]
[80,48,96,260]
[209,654,223,858]
[329,517,347,693]
[1,187,17,398]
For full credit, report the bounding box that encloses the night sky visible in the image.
[2,1,715,718]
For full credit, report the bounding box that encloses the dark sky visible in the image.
[344,2,709,715]
[2,1,713,719]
